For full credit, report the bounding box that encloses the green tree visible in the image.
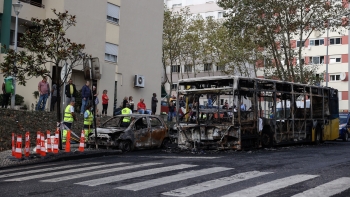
[218,0,346,84]
[0,9,89,122]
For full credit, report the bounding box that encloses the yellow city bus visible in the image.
[175,76,339,150]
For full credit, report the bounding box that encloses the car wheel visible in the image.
[120,140,133,152]
[343,132,349,142]
[161,138,171,149]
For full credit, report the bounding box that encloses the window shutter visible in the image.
[105,43,118,56]
[107,3,120,19]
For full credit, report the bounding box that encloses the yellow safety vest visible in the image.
[122,107,131,122]
[64,105,74,123]
[84,110,93,126]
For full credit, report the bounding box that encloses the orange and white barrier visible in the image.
[53,130,59,154]
[25,132,30,157]
[15,134,22,159]
[46,130,52,153]
[12,133,15,156]
[79,130,85,152]
[40,133,46,157]
[65,130,71,152]
[36,131,41,154]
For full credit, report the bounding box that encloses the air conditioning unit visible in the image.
[134,75,145,88]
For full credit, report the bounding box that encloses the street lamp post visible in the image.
[11,1,23,109]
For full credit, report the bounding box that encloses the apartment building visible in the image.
[0,0,163,115]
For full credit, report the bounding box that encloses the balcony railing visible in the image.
[21,0,45,8]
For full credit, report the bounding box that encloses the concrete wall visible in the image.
[117,0,164,113]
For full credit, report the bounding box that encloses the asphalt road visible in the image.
[1,140,350,197]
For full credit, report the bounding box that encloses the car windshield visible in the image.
[102,117,121,127]
[339,114,348,124]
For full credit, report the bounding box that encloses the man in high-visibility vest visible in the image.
[121,103,132,127]
[62,100,77,143]
[83,104,93,140]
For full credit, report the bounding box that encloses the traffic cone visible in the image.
[12,133,15,156]
[25,132,30,158]
[53,130,59,154]
[65,130,71,152]
[36,131,41,154]
[40,133,46,157]
[79,130,85,152]
[15,134,22,159]
[46,130,52,153]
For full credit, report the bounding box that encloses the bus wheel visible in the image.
[343,132,349,142]
[314,126,322,145]
[261,129,273,148]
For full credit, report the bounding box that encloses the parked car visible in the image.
[339,112,350,141]
[87,114,171,151]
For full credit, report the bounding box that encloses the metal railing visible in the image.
[21,0,45,8]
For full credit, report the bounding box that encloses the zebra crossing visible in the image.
[1,161,350,196]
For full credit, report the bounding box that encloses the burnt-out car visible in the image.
[87,114,170,152]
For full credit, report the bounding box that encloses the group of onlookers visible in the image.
[120,93,158,115]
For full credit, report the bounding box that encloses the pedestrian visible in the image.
[207,96,213,109]
[36,76,50,111]
[129,96,134,112]
[92,86,99,115]
[80,81,91,115]
[151,93,158,115]
[121,103,132,127]
[1,80,10,108]
[62,100,77,143]
[137,98,151,114]
[168,102,176,121]
[50,81,59,112]
[240,102,246,111]
[65,78,77,106]
[179,97,185,108]
[102,89,109,116]
[122,96,128,108]
[83,104,93,140]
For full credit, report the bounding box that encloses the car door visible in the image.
[132,117,151,148]
[150,116,166,147]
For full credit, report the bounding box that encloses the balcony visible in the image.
[21,0,45,8]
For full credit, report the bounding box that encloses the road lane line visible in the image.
[117,167,232,191]
[221,174,319,197]
[41,163,161,182]
[0,163,60,174]
[76,164,197,187]
[291,177,350,197]
[162,171,272,197]
[137,156,220,159]
[4,163,127,181]
[0,162,101,179]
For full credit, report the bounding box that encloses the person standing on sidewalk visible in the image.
[80,81,91,115]
[65,79,77,105]
[62,100,77,143]
[50,81,59,112]
[36,76,50,111]
[83,104,93,140]
[102,90,109,116]
[1,81,10,108]
[151,93,158,115]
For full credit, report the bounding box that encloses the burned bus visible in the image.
[175,76,339,150]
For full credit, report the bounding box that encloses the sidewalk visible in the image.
[0,145,122,169]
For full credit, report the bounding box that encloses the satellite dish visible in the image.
[340,72,346,81]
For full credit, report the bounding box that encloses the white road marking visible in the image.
[76,164,197,187]
[162,171,272,197]
[41,163,161,182]
[137,156,220,159]
[0,163,60,174]
[291,177,350,197]
[4,163,127,181]
[0,162,101,179]
[221,174,319,197]
[117,167,232,191]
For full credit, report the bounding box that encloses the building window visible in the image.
[217,65,225,71]
[171,83,178,90]
[171,65,180,73]
[204,63,212,71]
[329,38,341,45]
[184,65,192,72]
[330,74,341,81]
[330,56,341,63]
[107,3,120,24]
[309,56,324,64]
[296,40,305,47]
[105,42,118,62]
[309,39,324,46]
